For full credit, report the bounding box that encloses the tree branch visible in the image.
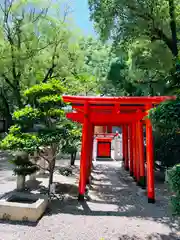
[2,1,18,84]
[126,3,173,54]
[39,153,51,163]
[2,73,15,90]
[151,27,173,53]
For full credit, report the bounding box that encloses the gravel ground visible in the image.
[0,153,179,240]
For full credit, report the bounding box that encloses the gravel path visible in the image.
[0,157,179,240]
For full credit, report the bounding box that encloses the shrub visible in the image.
[154,132,180,168]
[168,164,180,215]
[0,79,70,194]
[148,98,180,134]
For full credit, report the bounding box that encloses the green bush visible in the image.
[0,79,80,194]
[168,164,180,193]
[154,132,180,168]
[168,164,180,215]
[148,99,180,168]
[170,196,180,216]
[148,98,180,133]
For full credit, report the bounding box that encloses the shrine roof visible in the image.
[63,95,175,105]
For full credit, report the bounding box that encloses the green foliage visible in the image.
[77,37,116,95]
[38,95,64,107]
[154,132,180,168]
[148,98,180,133]
[88,0,180,95]
[13,106,42,122]
[24,80,65,100]
[169,196,180,216]
[168,164,180,215]
[88,0,175,54]
[168,164,180,193]
[0,0,87,123]
[37,126,68,146]
[0,79,69,180]
[1,132,39,153]
[105,58,143,96]
[61,122,81,154]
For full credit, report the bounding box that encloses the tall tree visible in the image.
[1,79,71,194]
[88,0,180,92]
[0,0,83,129]
[77,37,116,95]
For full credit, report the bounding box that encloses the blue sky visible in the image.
[72,0,95,36]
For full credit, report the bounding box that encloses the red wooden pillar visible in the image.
[86,125,94,184]
[146,117,155,203]
[129,124,133,176]
[78,101,89,201]
[107,125,112,133]
[135,122,140,184]
[124,125,129,170]
[132,122,137,180]
[122,125,125,161]
[103,126,107,133]
[137,120,146,188]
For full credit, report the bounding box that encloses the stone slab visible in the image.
[0,191,48,222]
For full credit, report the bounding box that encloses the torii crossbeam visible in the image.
[63,95,175,203]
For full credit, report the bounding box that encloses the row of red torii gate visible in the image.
[62,95,174,203]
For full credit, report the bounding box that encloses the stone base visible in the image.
[86,178,90,185]
[148,197,155,204]
[0,191,48,222]
[139,176,146,189]
[124,166,129,171]
[133,175,137,182]
[78,194,84,201]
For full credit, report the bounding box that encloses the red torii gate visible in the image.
[63,95,174,203]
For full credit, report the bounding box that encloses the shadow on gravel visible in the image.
[118,233,179,240]
[47,163,179,232]
[0,219,38,227]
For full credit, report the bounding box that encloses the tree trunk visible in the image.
[17,175,25,191]
[70,151,77,165]
[6,114,13,132]
[0,89,13,132]
[48,158,56,195]
[14,88,23,108]
[168,0,178,58]
[168,0,179,87]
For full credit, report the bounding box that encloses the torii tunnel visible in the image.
[63,95,175,203]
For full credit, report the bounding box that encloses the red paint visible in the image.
[146,118,155,201]
[63,95,175,104]
[86,124,93,183]
[122,125,125,161]
[135,123,140,182]
[79,101,89,196]
[132,123,136,179]
[88,125,94,178]
[103,126,107,133]
[97,138,112,158]
[63,95,175,202]
[107,125,112,133]
[66,112,146,125]
[137,121,145,181]
[124,125,129,169]
[129,124,133,174]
